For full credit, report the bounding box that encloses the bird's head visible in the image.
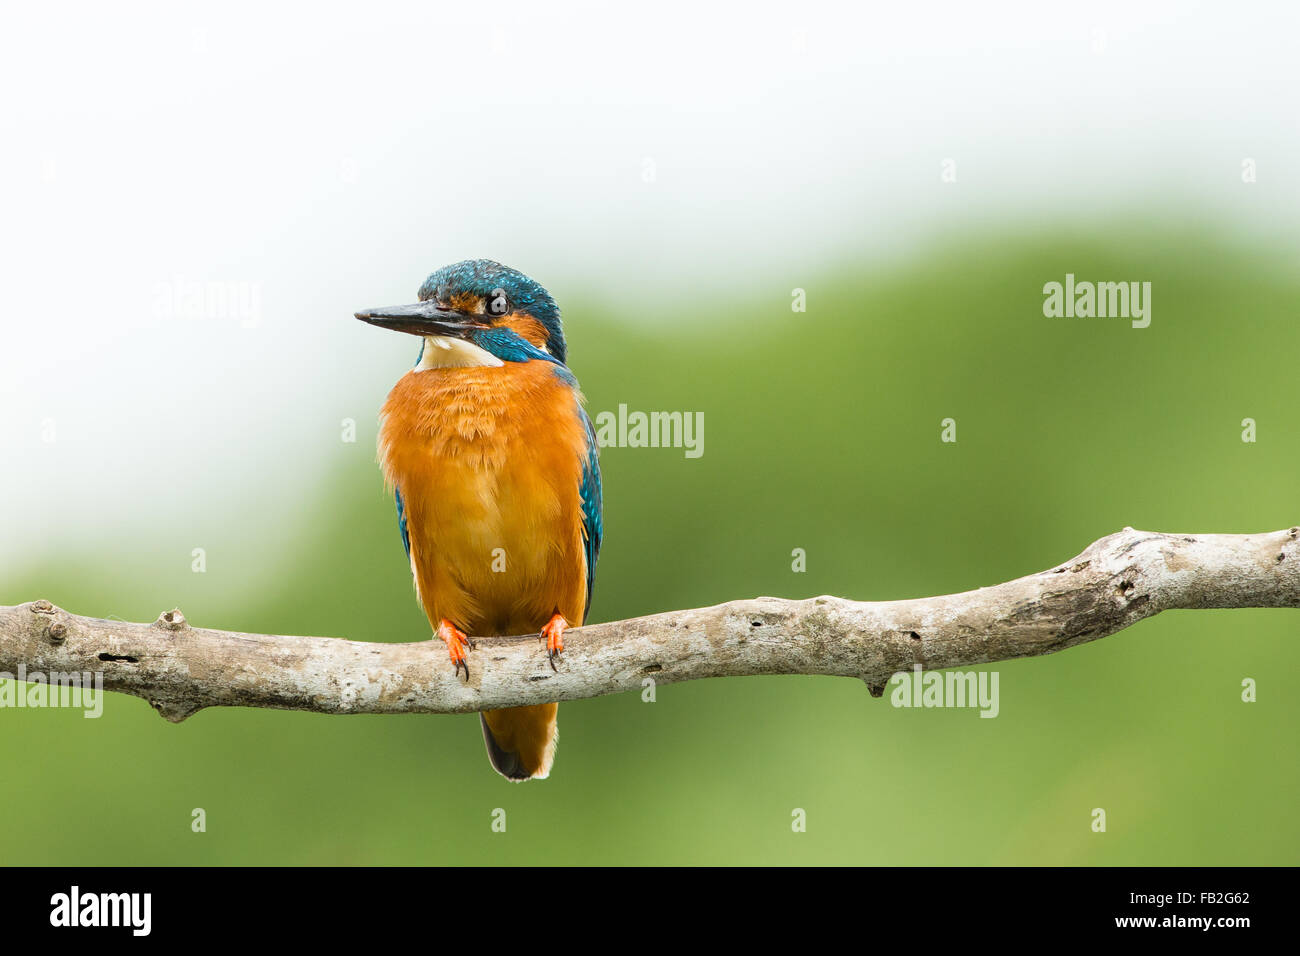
[356,259,567,367]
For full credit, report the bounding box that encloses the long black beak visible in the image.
[354,301,480,337]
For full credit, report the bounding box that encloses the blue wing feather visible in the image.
[395,487,412,565]
[578,406,603,621]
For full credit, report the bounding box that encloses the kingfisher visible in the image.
[356,260,602,781]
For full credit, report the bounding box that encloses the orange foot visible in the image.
[540,613,568,672]
[436,618,473,679]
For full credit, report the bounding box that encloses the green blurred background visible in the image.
[4,223,1297,864]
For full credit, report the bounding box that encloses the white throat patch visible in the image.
[415,335,504,370]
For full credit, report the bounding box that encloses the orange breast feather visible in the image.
[378,359,590,637]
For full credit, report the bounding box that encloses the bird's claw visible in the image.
[540,614,567,672]
[436,619,472,680]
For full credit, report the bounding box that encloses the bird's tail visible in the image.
[480,703,559,781]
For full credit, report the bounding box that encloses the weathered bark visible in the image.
[1,526,1296,721]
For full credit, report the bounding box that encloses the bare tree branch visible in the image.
[2,526,1297,722]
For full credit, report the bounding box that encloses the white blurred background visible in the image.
[2,0,1297,577]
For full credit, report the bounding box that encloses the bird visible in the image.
[356,259,602,781]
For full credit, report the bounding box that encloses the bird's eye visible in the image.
[488,288,509,315]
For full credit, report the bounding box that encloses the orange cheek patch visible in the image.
[495,315,551,350]
[450,291,482,312]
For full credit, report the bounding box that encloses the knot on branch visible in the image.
[149,698,201,723]
[154,608,188,632]
[27,602,68,644]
